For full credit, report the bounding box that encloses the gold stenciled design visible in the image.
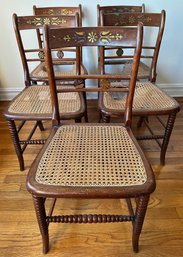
[88,32,97,43]
[64,31,123,43]
[60,9,74,15]
[128,14,152,24]
[100,79,111,89]
[64,35,71,42]
[42,9,74,16]
[27,17,67,26]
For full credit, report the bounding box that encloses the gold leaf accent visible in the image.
[64,35,71,42]
[75,32,85,36]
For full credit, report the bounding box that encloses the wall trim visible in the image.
[0,84,183,101]
[157,83,183,97]
[0,87,23,101]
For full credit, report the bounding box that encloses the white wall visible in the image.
[0,0,183,99]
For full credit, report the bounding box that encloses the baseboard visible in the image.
[158,83,183,97]
[0,87,23,101]
[0,84,183,101]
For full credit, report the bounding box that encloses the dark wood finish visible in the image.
[97,4,145,26]
[1,99,183,256]
[26,25,156,254]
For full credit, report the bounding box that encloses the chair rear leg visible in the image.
[75,117,82,123]
[7,119,24,171]
[83,92,88,122]
[37,120,45,131]
[137,116,148,128]
[132,194,150,253]
[102,114,110,123]
[32,195,49,254]
[160,112,177,165]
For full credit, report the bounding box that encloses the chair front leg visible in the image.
[160,112,177,165]
[32,195,49,254]
[132,194,150,253]
[7,119,24,171]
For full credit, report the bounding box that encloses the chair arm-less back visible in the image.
[12,13,79,86]
[100,11,166,82]
[43,25,143,126]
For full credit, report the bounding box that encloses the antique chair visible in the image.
[98,11,180,165]
[3,14,86,171]
[26,25,156,254]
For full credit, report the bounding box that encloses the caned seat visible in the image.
[98,11,180,165]
[26,25,156,254]
[30,61,86,81]
[102,82,179,112]
[6,86,84,117]
[35,125,147,187]
[3,14,86,171]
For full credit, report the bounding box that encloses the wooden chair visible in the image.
[26,25,156,254]
[3,14,86,171]
[98,11,180,165]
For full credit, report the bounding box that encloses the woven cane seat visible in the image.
[121,61,150,79]
[103,82,178,113]
[35,125,147,187]
[8,85,81,115]
[31,61,85,79]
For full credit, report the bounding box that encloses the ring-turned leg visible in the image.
[7,119,24,171]
[160,112,177,165]
[132,195,150,253]
[32,195,49,254]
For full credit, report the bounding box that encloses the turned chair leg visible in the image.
[7,119,24,171]
[132,195,150,253]
[33,195,49,254]
[160,112,177,165]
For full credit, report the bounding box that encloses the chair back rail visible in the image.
[97,4,145,26]
[33,5,82,48]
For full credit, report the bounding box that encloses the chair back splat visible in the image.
[27,24,156,254]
